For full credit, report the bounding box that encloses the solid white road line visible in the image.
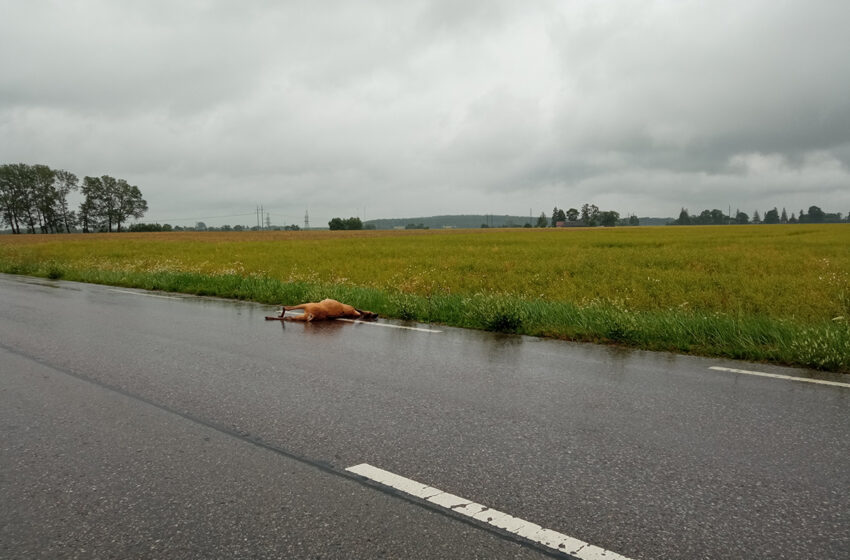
[108,289,184,300]
[709,366,850,388]
[345,463,631,560]
[335,318,442,333]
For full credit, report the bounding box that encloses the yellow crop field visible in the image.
[1,224,848,371]
[2,225,847,320]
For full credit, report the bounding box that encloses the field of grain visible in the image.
[1,225,848,371]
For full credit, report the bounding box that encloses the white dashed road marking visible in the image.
[336,318,442,333]
[108,289,184,300]
[345,463,632,560]
[709,366,850,388]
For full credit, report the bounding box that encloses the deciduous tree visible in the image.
[580,203,599,226]
[764,208,780,224]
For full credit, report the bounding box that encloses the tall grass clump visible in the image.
[789,322,850,372]
[464,293,528,332]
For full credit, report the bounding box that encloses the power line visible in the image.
[142,212,257,223]
[143,208,306,226]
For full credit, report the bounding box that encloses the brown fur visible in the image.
[274,298,377,322]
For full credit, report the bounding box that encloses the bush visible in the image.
[466,294,527,333]
[45,263,64,280]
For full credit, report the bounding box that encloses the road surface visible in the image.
[1,273,848,559]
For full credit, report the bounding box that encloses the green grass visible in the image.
[1,226,848,372]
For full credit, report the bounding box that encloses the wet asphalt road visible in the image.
[1,273,849,559]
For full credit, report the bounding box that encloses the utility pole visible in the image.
[304,209,310,231]
[265,213,271,230]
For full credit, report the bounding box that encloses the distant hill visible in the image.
[366,215,535,230]
[365,215,673,229]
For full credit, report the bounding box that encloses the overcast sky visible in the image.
[2,0,849,226]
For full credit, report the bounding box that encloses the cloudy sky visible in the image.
[2,0,849,227]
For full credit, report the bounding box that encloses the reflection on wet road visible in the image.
[1,274,848,559]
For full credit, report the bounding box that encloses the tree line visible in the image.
[673,205,845,225]
[0,163,148,233]
[328,217,373,230]
[544,204,639,228]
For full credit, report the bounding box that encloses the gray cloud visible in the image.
[2,0,849,227]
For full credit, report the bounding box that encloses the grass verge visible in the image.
[3,258,848,373]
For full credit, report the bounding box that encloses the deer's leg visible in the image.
[284,312,313,322]
[355,308,378,319]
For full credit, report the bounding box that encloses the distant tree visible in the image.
[709,209,725,225]
[523,222,532,228]
[676,208,691,225]
[129,222,170,232]
[752,210,761,224]
[480,223,489,228]
[566,208,579,222]
[233,224,244,231]
[30,164,59,233]
[535,212,548,228]
[764,208,780,224]
[79,175,147,232]
[580,203,599,226]
[344,217,363,230]
[807,205,825,223]
[780,208,788,224]
[788,212,797,224]
[53,169,79,232]
[93,176,117,231]
[0,163,32,233]
[19,164,45,231]
[196,222,207,231]
[2,164,149,234]
[77,193,97,233]
[80,176,106,232]
[628,215,640,226]
[551,207,566,227]
[329,217,363,230]
[736,211,750,224]
[114,180,147,232]
[599,210,620,227]
[694,209,712,225]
